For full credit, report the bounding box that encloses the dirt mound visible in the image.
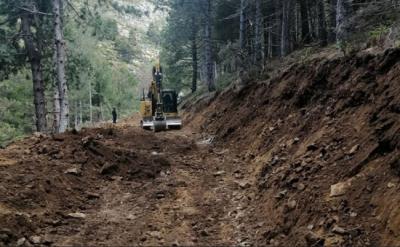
[0,126,174,246]
[185,48,400,246]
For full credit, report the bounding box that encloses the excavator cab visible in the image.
[162,89,181,129]
[139,61,182,131]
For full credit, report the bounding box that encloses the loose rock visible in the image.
[16,237,26,246]
[237,181,251,189]
[287,200,297,210]
[148,231,162,239]
[332,225,347,235]
[64,167,81,176]
[296,183,306,191]
[330,180,351,197]
[29,236,41,244]
[387,182,396,188]
[348,144,360,155]
[213,170,225,176]
[67,212,86,219]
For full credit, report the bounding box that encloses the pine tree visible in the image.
[20,0,47,132]
[53,0,69,133]
[204,0,215,92]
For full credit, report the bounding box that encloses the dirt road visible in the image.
[3,49,400,247]
[0,119,256,246]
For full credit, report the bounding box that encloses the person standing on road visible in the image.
[112,107,117,124]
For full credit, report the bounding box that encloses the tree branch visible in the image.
[18,6,53,16]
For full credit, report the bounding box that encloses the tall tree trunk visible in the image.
[53,78,60,132]
[21,11,47,132]
[204,0,215,92]
[79,100,83,128]
[271,0,281,57]
[239,0,247,72]
[100,103,104,121]
[239,0,246,51]
[336,0,351,46]
[52,43,60,133]
[89,81,93,123]
[254,0,263,65]
[318,0,328,46]
[299,0,311,44]
[328,0,337,42]
[74,101,78,129]
[263,18,270,60]
[281,0,290,57]
[53,0,69,133]
[191,16,198,93]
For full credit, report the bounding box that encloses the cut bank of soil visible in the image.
[184,48,400,247]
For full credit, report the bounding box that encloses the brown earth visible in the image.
[184,48,400,246]
[0,118,255,247]
[0,48,399,247]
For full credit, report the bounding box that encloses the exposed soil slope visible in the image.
[184,48,400,246]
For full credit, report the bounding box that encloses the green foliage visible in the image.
[64,14,139,123]
[91,14,119,41]
[0,70,34,146]
[111,1,144,16]
[215,72,236,91]
[159,0,200,92]
[0,16,25,80]
[147,23,162,45]
[369,25,390,40]
[115,35,138,63]
[0,0,156,145]
[0,123,22,146]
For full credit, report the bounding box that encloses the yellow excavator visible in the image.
[139,61,182,132]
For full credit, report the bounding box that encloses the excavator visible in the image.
[139,61,182,132]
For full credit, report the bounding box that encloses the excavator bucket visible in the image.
[153,119,167,132]
[166,116,182,129]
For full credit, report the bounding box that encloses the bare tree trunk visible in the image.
[191,16,198,93]
[263,16,270,61]
[238,0,247,73]
[239,0,246,51]
[53,78,60,132]
[254,0,263,65]
[336,0,351,48]
[89,81,93,123]
[21,11,47,132]
[328,0,337,42]
[53,0,69,133]
[271,0,281,57]
[204,0,215,92]
[299,0,311,44]
[79,100,83,129]
[214,61,218,80]
[74,101,78,129]
[52,43,60,133]
[100,103,104,121]
[281,0,290,57]
[318,0,328,46]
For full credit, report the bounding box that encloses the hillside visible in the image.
[184,48,400,246]
[0,49,399,247]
